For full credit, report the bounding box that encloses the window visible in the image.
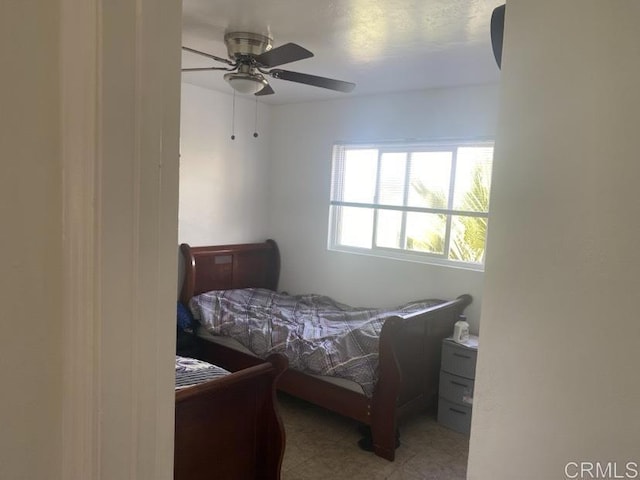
[328,141,494,270]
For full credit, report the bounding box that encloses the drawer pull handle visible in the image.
[449,407,467,415]
[453,353,471,359]
[450,380,467,387]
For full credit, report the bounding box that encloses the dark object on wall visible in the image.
[491,4,506,69]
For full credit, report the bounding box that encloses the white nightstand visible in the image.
[437,335,478,434]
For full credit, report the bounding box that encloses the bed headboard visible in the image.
[179,240,280,305]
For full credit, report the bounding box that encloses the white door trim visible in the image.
[60,1,181,478]
[60,0,99,477]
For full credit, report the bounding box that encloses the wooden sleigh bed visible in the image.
[174,354,287,480]
[179,240,472,461]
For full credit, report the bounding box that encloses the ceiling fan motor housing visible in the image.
[224,32,273,59]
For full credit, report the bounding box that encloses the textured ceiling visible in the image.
[182,0,502,104]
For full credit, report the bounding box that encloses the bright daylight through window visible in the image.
[328,141,494,270]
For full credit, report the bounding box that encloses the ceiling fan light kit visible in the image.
[224,72,268,94]
[182,31,356,97]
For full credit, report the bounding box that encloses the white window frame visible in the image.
[328,139,494,271]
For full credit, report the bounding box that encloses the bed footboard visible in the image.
[370,294,472,460]
[174,354,287,480]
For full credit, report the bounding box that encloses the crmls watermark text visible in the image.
[565,462,639,479]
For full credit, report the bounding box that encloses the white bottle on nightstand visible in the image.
[452,315,470,344]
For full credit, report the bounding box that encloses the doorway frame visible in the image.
[60,1,181,478]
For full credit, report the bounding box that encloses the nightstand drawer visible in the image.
[441,340,477,379]
[439,371,474,406]
[437,397,472,434]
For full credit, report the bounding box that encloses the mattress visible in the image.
[196,327,365,395]
[191,288,441,396]
[175,355,230,390]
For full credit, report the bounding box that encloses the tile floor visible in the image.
[278,394,469,480]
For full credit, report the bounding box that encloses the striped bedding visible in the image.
[189,288,442,397]
[175,355,230,390]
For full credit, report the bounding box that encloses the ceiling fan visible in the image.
[182,32,356,96]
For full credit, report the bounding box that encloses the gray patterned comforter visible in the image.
[175,355,230,390]
[189,288,442,397]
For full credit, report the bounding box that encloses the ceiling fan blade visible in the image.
[255,83,275,96]
[182,66,235,72]
[268,69,355,93]
[182,46,234,66]
[254,43,313,68]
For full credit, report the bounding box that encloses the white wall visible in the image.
[468,1,640,478]
[268,85,500,331]
[179,83,272,246]
[0,3,63,479]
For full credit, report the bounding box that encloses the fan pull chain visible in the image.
[253,98,259,138]
[230,90,236,140]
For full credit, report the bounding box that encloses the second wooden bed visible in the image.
[174,354,287,480]
[179,240,472,461]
